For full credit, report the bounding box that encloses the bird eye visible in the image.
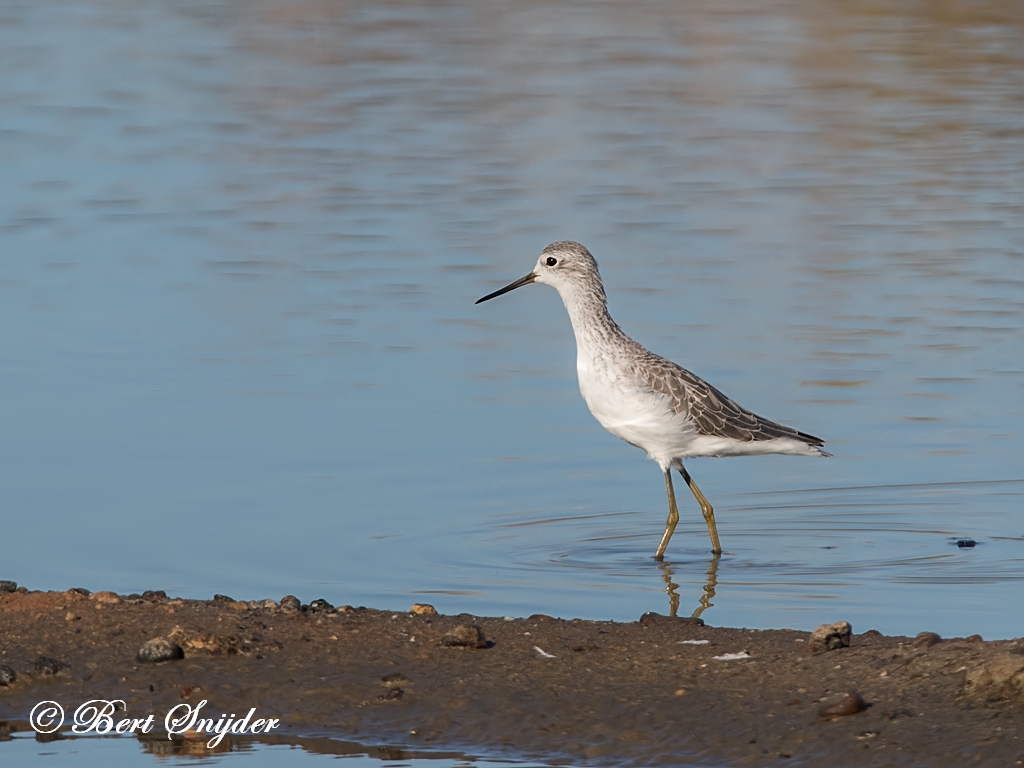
[545,257,557,267]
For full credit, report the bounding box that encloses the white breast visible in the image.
[576,352,698,466]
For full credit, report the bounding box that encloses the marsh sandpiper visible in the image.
[476,241,830,559]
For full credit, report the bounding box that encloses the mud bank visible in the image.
[0,585,1021,766]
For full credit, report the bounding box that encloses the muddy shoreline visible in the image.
[1,585,1021,766]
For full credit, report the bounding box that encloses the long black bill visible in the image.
[475,272,537,304]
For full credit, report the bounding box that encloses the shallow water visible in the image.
[1,730,574,768]
[1,0,1022,659]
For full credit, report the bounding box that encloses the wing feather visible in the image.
[633,355,824,447]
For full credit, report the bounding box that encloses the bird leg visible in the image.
[654,468,680,561]
[679,464,722,555]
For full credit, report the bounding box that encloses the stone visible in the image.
[280,595,302,612]
[137,637,184,663]
[818,690,867,718]
[34,656,69,676]
[0,664,16,685]
[89,591,122,605]
[0,580,16,593]
[964,654,1024,700]
[308,598,334,614]
[212,593,234,602]
[411,603,437,615]
[809,621,852,652]
[167,626,246,655]
[439,624,487,648]
[914,632,942,648]
[141,590,167,602]
[382,672,409,687]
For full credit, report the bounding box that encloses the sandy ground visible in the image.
[0,586,1022,766]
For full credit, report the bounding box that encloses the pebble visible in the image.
[965,654,1024,699]
[381,672,409,688]
[914,631,942,648]
[439,624,487,648]
[308,598,334,614]
[137,637,185,663]
[34,656,69,676]
[89,591,122,605]
[0,580,16,593]
[280,595,302,613]
[0,664,16,685]
[818,690,867,718]
[411,603,437,615]
[809,621,852,652]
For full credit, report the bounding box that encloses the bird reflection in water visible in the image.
[658,557,719,619]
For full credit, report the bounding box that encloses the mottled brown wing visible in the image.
[634,356,824,446]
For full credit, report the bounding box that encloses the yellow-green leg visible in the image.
[679,464,722,555]
[654,468,679,561]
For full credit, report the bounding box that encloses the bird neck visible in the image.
[558,282,626,356]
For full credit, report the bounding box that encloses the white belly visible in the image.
[577,355,697,465]
[576,354,820,463]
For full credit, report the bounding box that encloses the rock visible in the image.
[966,634,983,643]
[168,626,247,655]
[89,591,122,605]
[809,621,852,652]
[141,590,167,602]
[528,614,556,622]
[212,593,234,602]
[68,587,91,597]
[137,637,184,663]
[439,624,487,648]
[411,603,437,615]
[382,672,409,687]
[308,599,334,614]
[955,539,977,549]
[914,632,942,648]
[0,664,16,685]
[818,690,867,718]
[34,656,69,676]
[0,580,16,593]
[964,654,1024,700]
[377,688,404,701]
[280,595,302,612]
